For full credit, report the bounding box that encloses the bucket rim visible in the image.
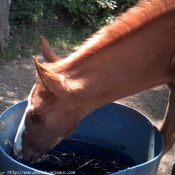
[0,100,164,175]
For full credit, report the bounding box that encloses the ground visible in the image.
[0,49,175,175]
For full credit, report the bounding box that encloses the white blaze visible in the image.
[13,84,36,158]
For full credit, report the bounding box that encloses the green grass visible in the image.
[0,26,90,64]
[44,27,89,49]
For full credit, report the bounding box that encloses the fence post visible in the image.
[0,0,11,51]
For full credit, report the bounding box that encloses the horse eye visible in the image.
[30,112,42,124]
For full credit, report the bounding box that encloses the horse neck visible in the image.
[51,0,175,114]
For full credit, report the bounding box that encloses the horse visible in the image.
[13,0,175,163]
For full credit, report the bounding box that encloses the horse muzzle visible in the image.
[13,143,43,163]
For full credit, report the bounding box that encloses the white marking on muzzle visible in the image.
[13,84,36,158]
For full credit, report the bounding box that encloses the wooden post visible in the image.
[0,0,11,50]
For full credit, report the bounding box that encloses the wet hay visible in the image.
[30,140,136,175]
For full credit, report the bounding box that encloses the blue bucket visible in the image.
[0,100,164,175]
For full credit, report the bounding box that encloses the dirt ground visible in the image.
[0,49,175,175]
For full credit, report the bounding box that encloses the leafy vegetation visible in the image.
[10,0,117,32]
[0,121,6,132]
[0,0,137,63]
[55,0,117,32]
[0,26,89,63]
[0,120,12,147]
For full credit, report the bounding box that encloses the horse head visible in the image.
[13,37,80,163]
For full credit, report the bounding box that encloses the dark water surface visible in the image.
[30,139,136,175]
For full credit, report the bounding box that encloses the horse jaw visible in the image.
[13,84,36,159]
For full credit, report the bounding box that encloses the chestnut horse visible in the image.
[14,0,175,163]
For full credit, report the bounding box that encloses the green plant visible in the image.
[55,0,117,33]
[117,0,138,12]
[0,25,89,63]
[0,120,12,147]
[0,27,40,63]
[10,0,58,27]
[44,27,90,49]
[4,0,137,63]
[0,121,6,132]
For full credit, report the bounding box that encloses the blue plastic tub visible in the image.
[0,100,164,175]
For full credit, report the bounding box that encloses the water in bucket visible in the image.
[0,101,164,175]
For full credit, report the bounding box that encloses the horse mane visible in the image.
[46,0,175,73]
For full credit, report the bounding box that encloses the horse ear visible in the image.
[32,56,63,96]
[40,36,60,63]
